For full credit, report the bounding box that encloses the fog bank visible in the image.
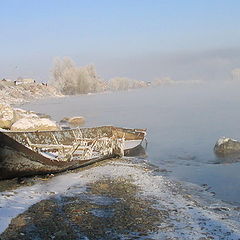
[95,48,240,82]
[1,48,240,83]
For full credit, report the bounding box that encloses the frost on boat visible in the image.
[0,126,146,179]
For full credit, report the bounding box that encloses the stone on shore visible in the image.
[214,137,240,155]
[61,116,86,127]
[11,118,61,132]
[0,104,16,129]
[14,108,39,121]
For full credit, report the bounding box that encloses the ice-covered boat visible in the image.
[0,126,146,180]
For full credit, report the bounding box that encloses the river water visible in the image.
[23,81,240,205]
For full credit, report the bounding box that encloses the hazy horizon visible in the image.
[1,0,240,82]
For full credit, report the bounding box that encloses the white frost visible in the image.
[216,137,234,146]
[0,160,239,239]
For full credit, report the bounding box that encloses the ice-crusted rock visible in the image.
[0,104,16,129]
[14,108,39,121]
[0,105,46,129]
[60,116,85,127]
[214,137,240,155]
[11,118,61,132]
[68,116,85,126]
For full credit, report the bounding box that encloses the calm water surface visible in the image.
[23,82,240,204]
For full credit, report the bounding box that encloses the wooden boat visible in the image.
[0,126,146,180]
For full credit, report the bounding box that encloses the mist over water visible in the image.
[95,48,240,82]
[23,81,240,204]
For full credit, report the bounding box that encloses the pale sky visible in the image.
[1,0,240,82]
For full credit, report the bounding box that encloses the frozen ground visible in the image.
[0,159,239,239]
[0,82,62,105]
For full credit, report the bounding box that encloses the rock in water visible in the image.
[214,137,240,155]
[61,116,85,127]
[11,118,61,131]
[0,104,16,129]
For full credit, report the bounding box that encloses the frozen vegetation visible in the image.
[51,57,148,95]
[51,57,103,94]
[107,77,147,91]
[0,58,148,107]
[152,76,203,86]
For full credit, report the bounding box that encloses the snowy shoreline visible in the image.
[0,81,63,106]
[0,159,240,239]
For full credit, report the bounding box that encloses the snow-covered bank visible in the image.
[0,159,239,239]
[0,81,62,105]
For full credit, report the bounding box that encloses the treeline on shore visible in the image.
[51,57,148,95]
[0,57,203,105]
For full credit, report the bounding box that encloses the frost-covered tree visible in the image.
[51,57,103,94]
[107,77,147,91]
[51,57,148,94]
[51,57,77,94]
[76,64,102,94]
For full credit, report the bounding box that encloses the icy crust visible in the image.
[214,137,240,155]
[216,137,231,146]
[0,160,240,239]
[216,137,235,146]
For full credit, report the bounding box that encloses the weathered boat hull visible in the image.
[0,126,146,179]
[0,146,114,179]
